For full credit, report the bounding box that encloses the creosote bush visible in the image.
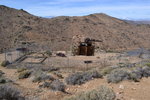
[18,70,31,79]
[0,84,25,100]
[64,85,116,100]
[1,60,10,67]
[66,70,102,85]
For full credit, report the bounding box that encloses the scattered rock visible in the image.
[119,85,125,90]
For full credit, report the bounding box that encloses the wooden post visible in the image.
[4,48,7,61]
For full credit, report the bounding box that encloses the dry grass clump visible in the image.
[65,70,102,85]
[0,84,25,100]
[64,85,116,100]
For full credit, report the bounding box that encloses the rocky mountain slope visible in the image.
[126,20,150,25]
[0,5,150,52]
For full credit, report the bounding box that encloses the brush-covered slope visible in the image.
[0,5,150,52]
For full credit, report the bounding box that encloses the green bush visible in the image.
[1,60,10,67]
[18,70,31,79]
[64,85,116,100]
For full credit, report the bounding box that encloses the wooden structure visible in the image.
[72,35,102,56]
[78,42,95,56]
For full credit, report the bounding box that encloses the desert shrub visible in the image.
[49,80,66,92]
[0,70,12,84]
[0,78,12,84]
[17,68,27,73]
[145,63,150,67]
[39,80,66,92]
[0,70,4,77]
[41,67,59,72]
[107,66,150,83]
[0,78,6,84]
[129,67,143,82]
[66,70,102,85]
[130,66,150,79]
[45,50,52,57]
[0,85,25,100]
[39,82,51,88]
[32,71,54,83]
[107,69,130,83]
[1,60,10,67]
[101,67,115,75]
[18,70,31,79]
[53,72,63,79]
[0,71,7,84]
[134,66,150,77]
[141,66,150,77]
[64,85,116,100]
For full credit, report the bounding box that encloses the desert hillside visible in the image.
[0,5,150,52]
